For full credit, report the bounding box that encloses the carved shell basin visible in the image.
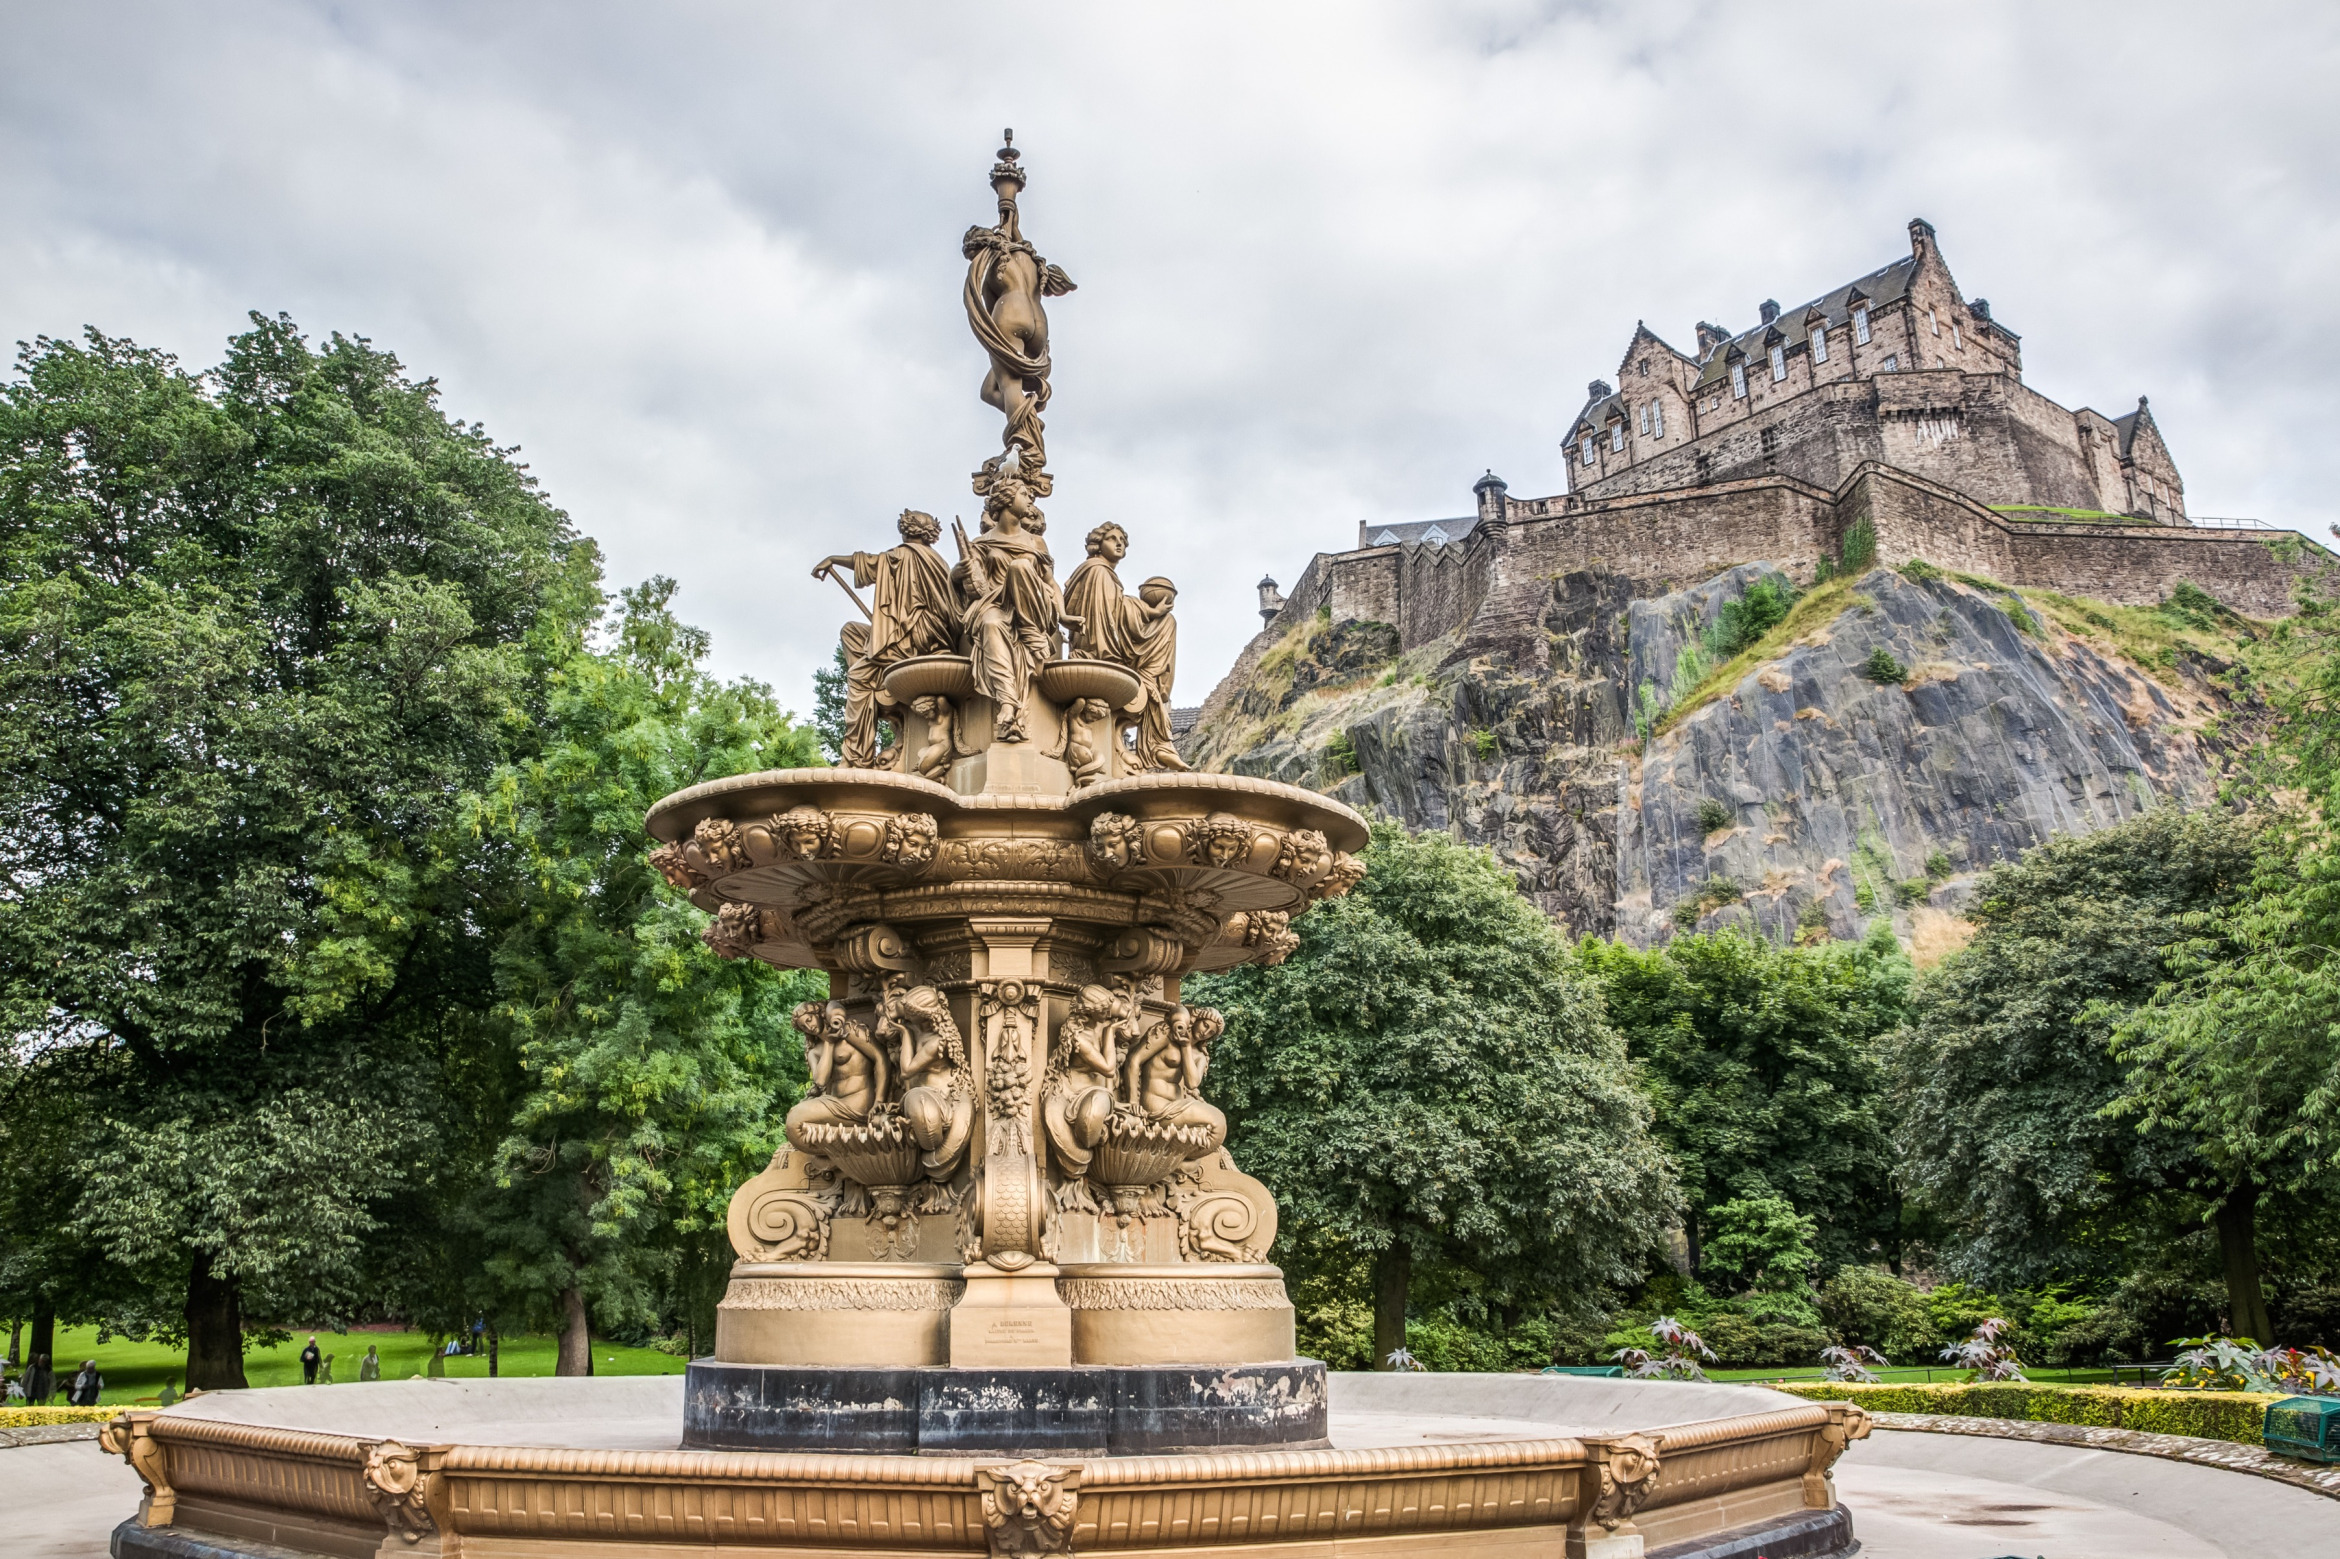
[645,768,1367,971]
[1034,658,1142,711]
[1092,1114,1217,1190]
[880,655,977,702]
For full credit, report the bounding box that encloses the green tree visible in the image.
[0,320,584,1386]
[470,577,822,1373]
[1892,810,2260,1320]
[1191,821,1677,1370]
[1579,924,1908,1274]
[1701,1194,1821,1323]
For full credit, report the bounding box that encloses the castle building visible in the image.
[1564,220,2185,524]
[1225,217,2320,680]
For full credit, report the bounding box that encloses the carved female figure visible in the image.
[1124,1006,1227,1161]
[962,133,1075,472]
[783,1001,889,1156]
[956,474,1066,742]
[1042,984,1125,1178]
[890,983,975,1179]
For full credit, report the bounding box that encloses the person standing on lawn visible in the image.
[68,1359,101,1406]
[359,1345,380,1382]
[24,1352,53,1405]
[299,1336,321,1385]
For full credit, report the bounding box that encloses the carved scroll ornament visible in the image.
[1588,1432,1663,1533]
[976,1459,1083,1559]
[363,1439,437,1544]
[99,1411,174,1526]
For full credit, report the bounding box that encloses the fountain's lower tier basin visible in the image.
[683,1358,1329,1454]
[99,1374,1870,1559]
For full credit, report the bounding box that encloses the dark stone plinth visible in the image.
[681,1358,1329,1455]
[1646,1504,1857,1559]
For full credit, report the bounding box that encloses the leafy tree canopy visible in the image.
[1191,819,1678,1367]
[1578,923,1908,1274]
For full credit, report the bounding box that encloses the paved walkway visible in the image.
[5,1424,2334,1557]
[1840,1430,2339,1557]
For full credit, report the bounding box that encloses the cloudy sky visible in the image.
[5,2,2335,709]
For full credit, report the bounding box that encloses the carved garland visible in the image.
[653,808,941,891]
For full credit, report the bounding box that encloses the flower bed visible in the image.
[1772,1381,2278,1446]
[0,1406,119,1429]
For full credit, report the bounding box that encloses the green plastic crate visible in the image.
[2263,1396,2340,1463]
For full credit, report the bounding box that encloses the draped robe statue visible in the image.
[963,132,1075,476]
[815,511,957,768]
[955,474,1065,743]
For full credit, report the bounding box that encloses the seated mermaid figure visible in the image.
[1042,984,1128,1178]
[1122,1005,1227,1161]
[887,981,975,1179]
[783,1000,888,1156]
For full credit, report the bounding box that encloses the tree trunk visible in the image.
[184,1251,250,1391]
[1371,1241,1411,1370]
[24,1304,48,1371]
[2213,1180,2277,1346]
[488,1326,499,1378]
[556,1286,590,1377]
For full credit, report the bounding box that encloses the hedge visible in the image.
[1772,1381,2278,1446]
[0,1405,120,1428]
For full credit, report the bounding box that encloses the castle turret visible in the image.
[1474,469,1508,527]
[1256,574,1285,624]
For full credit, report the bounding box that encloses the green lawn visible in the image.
[24,1326,689,1406]
[1712,1364,2130,1386]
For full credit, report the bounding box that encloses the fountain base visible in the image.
[682,1357,1328,1455]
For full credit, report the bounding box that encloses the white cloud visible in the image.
[4,0,2335,705]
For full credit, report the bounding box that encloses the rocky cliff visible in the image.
[1180,561,2260,949]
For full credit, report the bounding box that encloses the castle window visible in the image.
[1769,344,1787,382]
[1581,434,1595,465]
[1853,307,1871,345]
[1929,308,1940,336]
[1652,400,1665,437]
[1730,361,1748,399]
[1951,322,1962,350]
[1883,354,1898,372]
[1760,427,1779,456]
[1611,421,1625,452]
[1812,326,1828,364]
[1639,403,1650,436]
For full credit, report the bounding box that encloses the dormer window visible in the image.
[1769,344,1787,382]
[1811,326,1828,364]
[1581,434,1595,465]
[1611,421,1625,452]
[1730,361,1748,398]
[1421,524,1449,545]
[1853,307,1871,345]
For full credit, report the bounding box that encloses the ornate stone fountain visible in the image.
[644,131,1366,1455]
[101,137,1871,1559]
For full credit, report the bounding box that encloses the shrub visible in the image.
[1893,879,1930,906]
[1924,849,1953,879]
[1821,1266,1937,1360]
[1325,730,1361,775]
[1822,1344,1891,1383]
[1613,1315,1716,1380]
[1839,517,1878,574]
[1853,880,1876,911]
[0,1406,116,1428]
[1941,1317,2027,1382]
[1470,727,1498,759]
[1862,647,1907,684]
[1770,1382,2277,1446]
[1712,578,1797,656]
[1696,797,1733,834]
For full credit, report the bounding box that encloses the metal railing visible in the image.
[2190,515,2276,530]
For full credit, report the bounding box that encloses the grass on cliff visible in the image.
[2024,581,2265,685]
[1648,577,1856,736]
[1991,504,2158,526]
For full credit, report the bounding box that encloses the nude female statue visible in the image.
[887,981,974,1178]
[1123,1006,1227,1160]
[784,1000,888,1155]
[1042,984,1127,1178]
